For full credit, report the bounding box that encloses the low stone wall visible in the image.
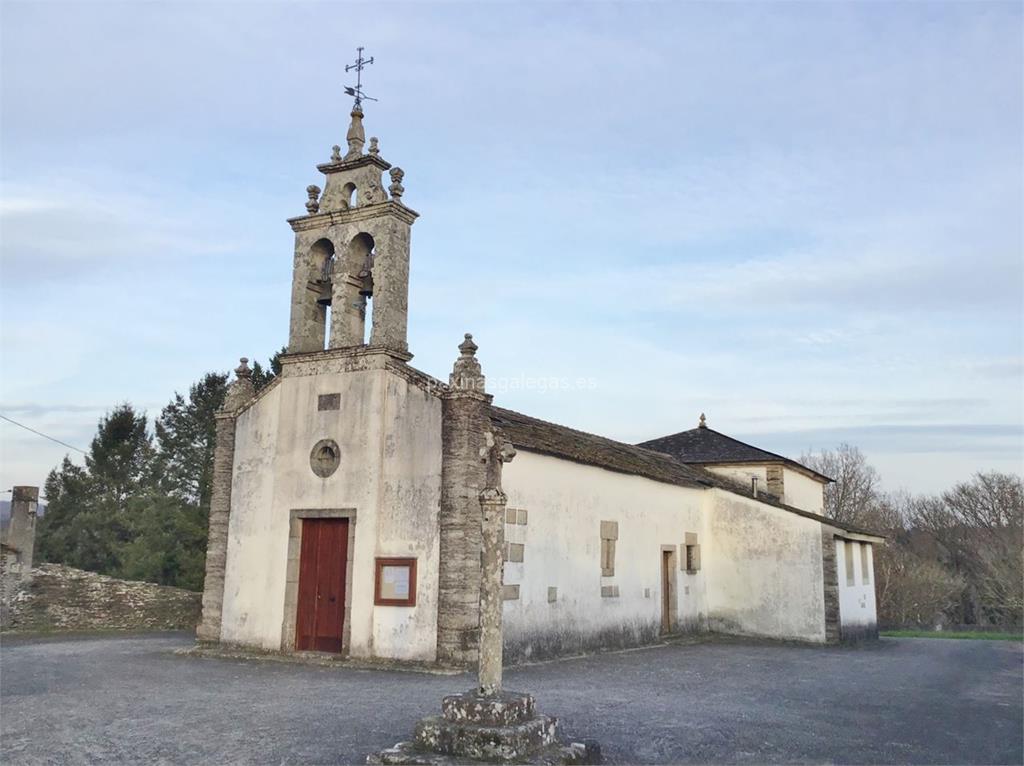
[1,563,201,633]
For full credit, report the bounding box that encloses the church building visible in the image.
[197,98,883,666]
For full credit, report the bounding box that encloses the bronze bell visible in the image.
[315,279,332,307]
[315,256,334,306]
[357,252,375,298]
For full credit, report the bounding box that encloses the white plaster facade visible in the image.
[782,468,826,514]
[220,355,442,661]
[704,490,827,642]
[835,537,879,640]
[501,451,709,661]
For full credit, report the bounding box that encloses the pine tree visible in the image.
[35,404,153,575]
[251,346,286,392]
[153,372,228,508]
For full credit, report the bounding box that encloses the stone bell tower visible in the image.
[287,104,417,355]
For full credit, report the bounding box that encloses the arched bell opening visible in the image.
[341,182,357,210]
[307,238,336,350]
[328,232,376,349]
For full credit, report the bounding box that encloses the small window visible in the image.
[309,439,341,478]
[374,557,417,606]
[844,541,856,586]
[685,544,701,572]
[600,521,618,576]
[683,533,701,573]
[861,543,870,585]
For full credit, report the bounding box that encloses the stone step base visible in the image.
[414,713,558,761]
[441,690,536,726]
[367,739,598,765]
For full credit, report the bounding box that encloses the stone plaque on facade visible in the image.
[317,393,340,411]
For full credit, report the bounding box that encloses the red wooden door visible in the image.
[295,518,349,652]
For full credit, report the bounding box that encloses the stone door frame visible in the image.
[282,508,357,653]
[660,544,678,634]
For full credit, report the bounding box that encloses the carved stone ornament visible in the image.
[389,167,405,202]
[310,439,341,478]
[331,145,342,163]
[305,185,321,214]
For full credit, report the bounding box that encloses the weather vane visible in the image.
[344,46,377,110]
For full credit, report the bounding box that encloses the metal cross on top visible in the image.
[344,46,377,109]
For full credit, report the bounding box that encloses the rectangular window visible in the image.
[861,543,870,585]
[686,544,701,572]
[683,532,700,573]
[844,541,855,586]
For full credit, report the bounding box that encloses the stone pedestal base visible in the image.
[367,690,600,765]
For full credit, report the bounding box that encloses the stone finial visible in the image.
[345,106,366,160]
[223,357,255,412]
[331,145,342,163]
[305,185,321,214]
[389,167,405,202]
[699,413,707,428]
[368,136,379,156]
[449,333,484,392]
[459,332,478,356]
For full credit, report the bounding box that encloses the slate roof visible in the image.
[489,405,879,537]
[637,426,832,483]
[489,406,711,490]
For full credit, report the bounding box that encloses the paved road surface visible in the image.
[1,633,1020,764]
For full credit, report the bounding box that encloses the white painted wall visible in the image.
[835,539,878,637]
[501,450,708,661]
[706,464,767,493]
[704,489,826,642]
[220,360,442,661]
[782,468,825,514]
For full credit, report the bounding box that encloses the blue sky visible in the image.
[1,1,1021,496]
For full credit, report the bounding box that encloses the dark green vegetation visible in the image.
[881,629,1022,641]
[36,349,284,591]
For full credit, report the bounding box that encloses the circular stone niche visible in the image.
[310,439,341,478]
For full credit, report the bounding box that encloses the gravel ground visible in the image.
[1,633,1020,765]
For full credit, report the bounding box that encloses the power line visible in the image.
[0,413,87,454]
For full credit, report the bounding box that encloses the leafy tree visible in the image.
[801,443,881,527]
[913,472,1023,626]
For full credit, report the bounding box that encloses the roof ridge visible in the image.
[638,425,832,483]
[489,405,713,486]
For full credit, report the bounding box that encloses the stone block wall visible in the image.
[1,563,201,633]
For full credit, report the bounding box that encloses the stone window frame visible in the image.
[310,439,341,478]
[661,543,679,632]
[600,520,618,577]
[681,532,701,574]
[281,508,357,654]
[860,543,871,585]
